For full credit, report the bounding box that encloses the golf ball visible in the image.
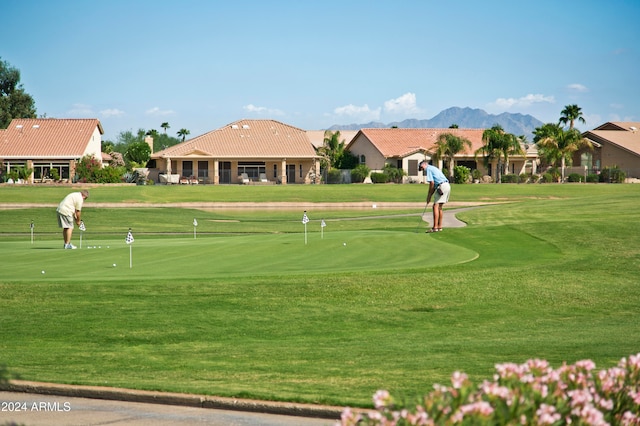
[113,264,117,267]
[41,270,45,274]
[343,242,347,246]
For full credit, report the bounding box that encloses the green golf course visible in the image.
[1,183,639,408]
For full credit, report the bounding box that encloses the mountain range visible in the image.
[328,107,546,140]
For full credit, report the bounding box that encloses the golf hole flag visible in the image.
[125,228,134,269]
[79,221,86,231]
[302,211,309,245]
[193,218,198,239]
[126,229,134,244]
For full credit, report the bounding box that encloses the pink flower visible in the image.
[536,403,561,425]
[373,390,392,409]
[451,371,468,389]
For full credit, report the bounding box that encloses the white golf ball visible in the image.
[41,270,45,274]
[343,242,347,246]
[113,264,117,267]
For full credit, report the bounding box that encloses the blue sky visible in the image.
[2,0,639,142]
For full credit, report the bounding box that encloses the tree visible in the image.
[0,58,37,128]
[161,122,170,134]
[177,128,190,142]
[125,141,151,167]
[475,125,523,183]
[433,132,472,181]
[533,123,592,182]
[316,130,346,170]
[559,104,586,130]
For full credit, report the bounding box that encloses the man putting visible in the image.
[419,161,450,233]
[56,189,89,249]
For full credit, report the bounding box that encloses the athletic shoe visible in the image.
[64,243,77,249]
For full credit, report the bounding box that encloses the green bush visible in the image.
[350,165,370,183]
[567,173,584,183]
[586,173,599,183]
[599,166,626,183]
[541,172,554,183]
[371,172,388,183]
[453,165,470,184]
[382,164,405,183]
[500,174,519,183]
[471,169,482,181]
[326,169,342,184]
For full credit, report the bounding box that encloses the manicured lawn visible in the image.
[0,183,639,407]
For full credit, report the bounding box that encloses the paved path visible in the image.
[0,384,339,425]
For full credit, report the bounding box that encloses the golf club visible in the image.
[414,201,429,233]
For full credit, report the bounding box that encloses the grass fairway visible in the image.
[1,184,639,408]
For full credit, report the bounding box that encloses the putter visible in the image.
[414,201,429,233]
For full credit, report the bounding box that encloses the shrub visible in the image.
[340,353,640,426]
[371,172,388,183]
[500,174,519,183]
[453,165,470,184]
[326,169,342,184]
[383,164,405,183]
[471,169,482,182]
[599,166,626,183]
[587,173,599,183]
[567,172,584,183]
[49,168,60,181]
[351,165,370,183]
[541,172,555,183]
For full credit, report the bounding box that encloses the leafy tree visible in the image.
[177,128,190,142]
[161,122,170,134]
[533,123,592,182]
[559,104,586,129]
[475,125,523,183]
[382,164,406,183]
[125,141,151,166]
[449,124,459,129]
[0,57,37,128]
[433,132,472,181]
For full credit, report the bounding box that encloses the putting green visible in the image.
[4,231,478,281]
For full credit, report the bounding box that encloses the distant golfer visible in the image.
[419,161,450,233]
[56,190,89,249]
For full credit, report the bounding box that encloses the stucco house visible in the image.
[150,119,320,184]
[579,122,640,179]
[0,118,104,183]
[345,128,537,182]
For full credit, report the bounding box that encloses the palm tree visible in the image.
[534,123,592,182]
[433,133,472,181]
[475,125,523,183]
[559,104,586,129]
[316,130,346,170]
[177,128,190,142]
[161,122,170,134]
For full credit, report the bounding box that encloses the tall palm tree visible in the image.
[316,130,346,170]
[534,123,592,182]
[559,104,586,129]
[177,128,190,142]
[475,125,523,183]
[161,122,170,134]
[433,132,472,181]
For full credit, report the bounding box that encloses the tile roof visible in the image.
[584,122,640,156]
[349,128,487,157]
[0,118,103,158]
[306,130,358,148]
[153,119,317,159]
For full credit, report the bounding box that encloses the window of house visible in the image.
[360,155,366,164]
[299,164,303,178]
[273,164,277,178]
[182,161,193,177]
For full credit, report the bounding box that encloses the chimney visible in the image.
[145,136,154,153]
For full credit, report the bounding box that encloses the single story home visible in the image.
[0,118,104,183]
[579,122,640,179]
[345,128,538,182]
[150,119,320,184]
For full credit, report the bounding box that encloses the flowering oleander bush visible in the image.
[339,353,640,425]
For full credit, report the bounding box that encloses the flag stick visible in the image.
[30,221,34,244]
[80,231,83,249]
[129,244,132,269]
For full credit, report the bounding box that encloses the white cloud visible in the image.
[243,104,285,116]
[491,94,555,109]
[383,92,421,115]
[567,83,588,93]
[145,107,174,116]
[100,108,125,118]
[67,103,94,116]
[333,103,381,122]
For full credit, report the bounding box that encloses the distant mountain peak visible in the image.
[328,107,544,139]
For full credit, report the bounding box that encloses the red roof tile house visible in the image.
[580,122,640,179]
[0,118,104,183]
[345,128,537,183]
[151,119,320,184]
